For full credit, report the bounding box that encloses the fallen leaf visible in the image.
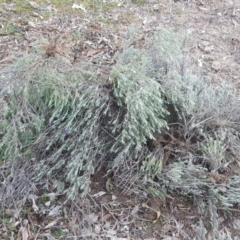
[14,221,21,227]
[152,211,161,224]
[46,192,59,201]
[106,229,117,235]
[49,205,61,216]
[87,48,104,57]
[106,178,114,192]
[29,1,39,9]
[72,3,87,12]
[44,219,59,229]
[131,205,139,216]
[100,213,111,222]
[28,194,39,213]
[19,226,28,240]
[92,191,106,198]
[85,213,98,225]
[44,201,51,207]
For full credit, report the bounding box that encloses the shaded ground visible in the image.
[0,0,240,239]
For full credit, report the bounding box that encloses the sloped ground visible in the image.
[0,0,240,239]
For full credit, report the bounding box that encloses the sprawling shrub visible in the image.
[1,29,240,238]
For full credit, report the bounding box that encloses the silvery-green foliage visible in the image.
[197,135,226,170]
[0,56,114,199]
[146,29,240,128]
[0,41,170,199]
[194,219,207,240]
[140,153,163,182]
[194,220,233,240]
[158,157,240,208]
[1,26,240,226]
[110,51,168,157]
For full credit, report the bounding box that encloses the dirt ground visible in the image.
[0,0,240,239]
